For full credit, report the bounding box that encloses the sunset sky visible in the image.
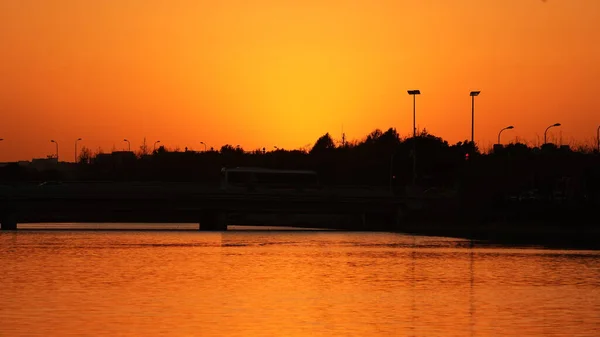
[1,0,599,161]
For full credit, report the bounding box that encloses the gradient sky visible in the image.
[1,0,599,161]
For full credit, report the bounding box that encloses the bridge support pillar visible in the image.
[199,210,227,231]
[0,213,17,230]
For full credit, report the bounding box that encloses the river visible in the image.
[1,225,599,336]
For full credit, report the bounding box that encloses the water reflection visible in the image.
[1,229,599,336]
[469,240,475,337]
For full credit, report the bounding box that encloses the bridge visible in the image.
[0,182,411,231]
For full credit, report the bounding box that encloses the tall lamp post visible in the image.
[153,140,161,152]
[50,140,59,162]
[75,138,82,163]
[200,141,207,152]
[123,139,131,151]
[407,90,420,186]
[407,90,421,138]
[544,123,561,145]
[497,126,514,145]
[469,91,481,144]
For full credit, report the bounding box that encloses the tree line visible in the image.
[1,127,599,204]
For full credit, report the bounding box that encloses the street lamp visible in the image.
[407,90,420,186]
[470,91,481,144]
[50,140,59,162]
[407,90,421,138]
[123,139,131,151]
[497,126,514,145]
[200,141,207,151]
[75,138,82,163]
[153,140,161,152]
[544,123,561,145]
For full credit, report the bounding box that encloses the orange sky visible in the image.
[1,0,599,162]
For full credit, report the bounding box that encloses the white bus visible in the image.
[220,167,319,193]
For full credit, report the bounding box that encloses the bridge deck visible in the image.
[0,183,407,230]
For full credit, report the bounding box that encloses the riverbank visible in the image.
[398,222,600,250]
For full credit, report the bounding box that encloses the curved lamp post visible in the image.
[50,140,59,162]
[123,139,131,151]
[153,140,161,152]
[200,141,207,151]
[407,89,421,186]
[497,126,514,145]
[470,91,481,144]
[544,123,561,145]
[75,138,82,163]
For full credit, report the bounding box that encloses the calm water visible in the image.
[1,226,599,336]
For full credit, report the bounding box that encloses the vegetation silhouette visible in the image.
[1,127,599,244]
[1,127,598,193]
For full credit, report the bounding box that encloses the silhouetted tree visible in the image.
[139,137,149,157]
[220,144,244,155]
[310,133,335,154]
[155,145,167,154]
[78,146,93,164]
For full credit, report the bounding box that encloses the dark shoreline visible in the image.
[6,222,600,250]
[398,224,600,250]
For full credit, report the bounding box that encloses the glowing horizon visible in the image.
[1,0,599,161]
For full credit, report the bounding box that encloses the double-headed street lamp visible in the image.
[497,126,514,145]
[544,123,561,145]
[470,91,481,144]
[50,140,59,162]
[75,138,82,163]
[123,139,131,151]
[407,90,420,186]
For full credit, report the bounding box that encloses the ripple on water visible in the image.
[1,229,599,337]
